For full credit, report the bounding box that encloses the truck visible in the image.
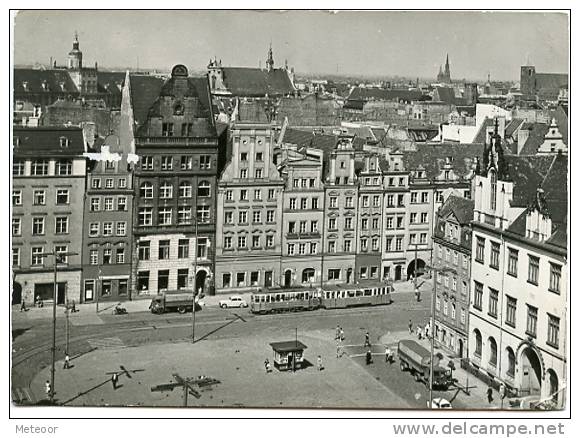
[397,339,452,389]
[149,291,201,314]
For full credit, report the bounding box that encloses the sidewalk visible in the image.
[380,330,503,409]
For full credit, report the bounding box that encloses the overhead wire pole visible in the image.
[39,249,78,403]
[192,200,198,343]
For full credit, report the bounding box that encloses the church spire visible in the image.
[444,54,450,77]
[266,43,274,72]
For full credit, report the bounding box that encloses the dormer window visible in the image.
[59,136,69,148]
[174,103,184,116]
[60,82,66,91]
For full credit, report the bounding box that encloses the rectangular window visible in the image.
[13,160,25,176]
[13,190,22,206]
[33,190,45,205]
[119,279,128,296]
[55,159,72,175]
[89,249,98,265]
[328,241,336,253]
[89,222,99,237]
[238,211,248,224]
[329,197,337,208]
[31,160,49,175]
[372,218,379,229]
[488,288,498,318]
[177,206,192,224]
[236,273,245,287]
[395,237,403,251]
[138,271,150,292]
[268,189,276,200]
[118,178,127,189]
[528,255,539,285]
[181,123,193,137]
[222,273,231,288]
[473,281,483,310]
[346,197,353,208]
[420,233,427,244]
[345,218,353,229]
[138,241,150,260]
[255,168,263,179]
[56,189,69,205]
[103,249,112,264]
[12,218,21,236]
[549,263,562,294]
[116,248,125,264]
[224,236,232,250]
[141,156,153,170]
[410,192,418,203]
[373,195,380,207]
[506,296,517,327]
[158,270,169,291]
[239,190,248,201]
[238,236,247,248]
[421,192,428,203]
[328,269,340,280]
[138,207,153,226]
[101,280,112,296]
[117,196,127,211]
[253,211,262,223]
[103,222,113,236]
[410,213,417,224]
[32,217,45,235]
[475,237,485,263]
[162,123,174,137]
[254,189,262,201]
[385,238,392,252]
[239,169,248,179]
[158,208,172,226]
[105,178,114,189]
[507,248,518,277]
[252,235,260,248]
[344,240,352,252]
[547,314,560,348]
[180,156,193,170]
[31,247,44,266]
[266,235,274,248]
[104,197,114,211]
[310,242,317,254]
[116,222,126,236]
[199,155,211,169]
[490,241,500,270]
[158,240,170,260]
[161,156,173,170]
[328,218,337,230]
[55,216,68,234]
[300,198,308,210]
[421,212,428,223]
[287,243,295,255]
[177,269,189,289]
[526,305,538,338]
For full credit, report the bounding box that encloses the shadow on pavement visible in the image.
[12,327,32,341]
[60,379,111,406]
[193,314,243,344]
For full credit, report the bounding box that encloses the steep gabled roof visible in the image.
[13,126,86,156]
[221,67,295,97]
[504,155,556,207]
[14,68,78,94]
[128,74,165,126]
[472,118,495,144]
[402,143,484,180]
[438,195,475,225]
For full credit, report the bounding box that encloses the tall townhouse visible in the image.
[432,195,474,358]
[81,133,134,303]
[355,154,385,282]
[468,124,567,408]
[214,122,285,293]
[132,65,219,296]
[380,149,410,281]
[322,135,359,285]
[12,127,86,305]
[279,147,325,287]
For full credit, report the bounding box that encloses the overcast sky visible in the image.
[13,10,569,81]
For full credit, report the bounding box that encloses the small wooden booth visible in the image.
[269,341,308,371]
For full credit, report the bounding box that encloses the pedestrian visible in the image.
[264,359,272,373]
[339,327,345,341]
[63,353,70,370]
[20,300,27,312]
[487,386,494,404]
[317,355,324,371]
[111,372,119,390]
[408,319,413,334]
[45,380,51,399]
[385,346,393,364]
[71,300,77,313]
[335,325,340,340]
[364,331,371,347]
[365,349,373,365]
[418,327,423,341]
[424,323,430,339]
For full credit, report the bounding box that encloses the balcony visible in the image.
[136,136,217,146]
[286,231,321,239]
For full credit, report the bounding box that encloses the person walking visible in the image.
[339,327,345,342]
[408,319,413,334]
[264,359,272,373]
[365,349,373,365]
[335,325,340,340]
[424,323,430,339]
[486,386,494,404]
[63,353,70,370]
[364,331,371,348]
[317,355,324,371]
[111,372,119,390]
[417,326,423,341]
[385,346,393,364]
[45,380,51,399]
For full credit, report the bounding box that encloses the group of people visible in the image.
[408,319,431,341]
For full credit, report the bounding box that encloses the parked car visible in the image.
[218,296,248,309]
[427,398,452,409]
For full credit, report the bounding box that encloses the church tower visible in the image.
[266,44,274,72]
[444,54,450,81]
[67,32,83,70]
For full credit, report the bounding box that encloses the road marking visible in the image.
[87,337,125,350]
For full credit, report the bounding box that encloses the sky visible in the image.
[13,10,569,81]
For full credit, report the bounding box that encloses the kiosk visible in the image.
[269,341,307,371]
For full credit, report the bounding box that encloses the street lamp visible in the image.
[419,264,456,409]
[39,248,78,403]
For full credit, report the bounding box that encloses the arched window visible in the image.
[160,182,173,199]
[488,337,498,367]
[474,329,482,357]
[302,268,315,283]
[179,181,192,198]
[489,169,497,211]
[197,180,211,197]
[140,182,153,199]
[506,347,516,377]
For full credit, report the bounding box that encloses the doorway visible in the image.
[395,265,402,281]
[519,347,542,396]
[12,281,22,305]
[284,270,292,287]
[195,270,207,295]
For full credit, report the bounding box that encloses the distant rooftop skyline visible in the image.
[13,10,569,81]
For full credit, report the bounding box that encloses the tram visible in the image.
[250,287,321,314]
[320,280,392,309]
[250,280,392,314]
